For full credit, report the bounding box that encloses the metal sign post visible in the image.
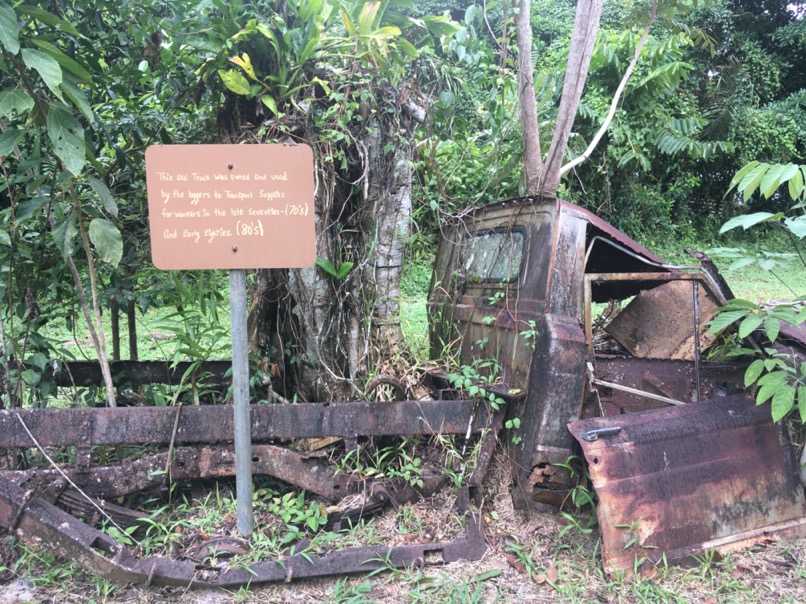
[229,269,253,534]
[145,144,314,537]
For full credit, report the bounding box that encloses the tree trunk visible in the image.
[517,0,605,196]
[247,112,415,401]
[516,0,544,195]
[541,0,605,195]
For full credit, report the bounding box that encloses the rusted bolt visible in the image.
[232,246,238,252]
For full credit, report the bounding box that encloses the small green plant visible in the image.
[504,416,522,444]
[519,319,539,350]
[709,298,805,421]
[316,258,355,281]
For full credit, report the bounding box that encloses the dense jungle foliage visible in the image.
[0,0,804,406]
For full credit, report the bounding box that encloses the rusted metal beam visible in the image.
[41,360,232,388]
[569,396,806,576]
[5,445,352,501]
[0,473,486,588]
[0,400,492,448]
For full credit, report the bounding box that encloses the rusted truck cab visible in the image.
[428,197,748,507]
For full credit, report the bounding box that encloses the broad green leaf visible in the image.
[52,214,77,258]
[727,161,759,192]
[717,299,759,311]
[46,106,85,175]
[218,69,251,96]
[260,94,277,115]
[757,371,788,387]
[719,212,779,234]
[0,229,10,247]
[738,315,762,339]
[16,6,79,36]
[315,258,337,278]
[22,48,64,101]
[744,359,764,387]
[336,261,354,280]
[0,88,33,118]
[30,40,91,82]
[738,163,769,201]
[88,176,118,218]
[770,386,795,422]
[764,316,780,343]
[758,258,777,271]
[15,196,48,222]
[785,215,806,239]
[88,218,122,266]
[422,14,463,37]
[759,163,785,199]
[788,169,804,200]
[0,1,19,55]
[708,310,747,334]
[0,128,21,156]
[728,257,756,270]
[61,77,93,122]
[798,385,806,423]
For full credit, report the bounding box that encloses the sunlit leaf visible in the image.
[218,69,251,96]
[770,386,795,422]
[22,48,63,101]
[0,128,21,157]
[46,106,85,175]
[88,218,122,266]
[0,88,33,118]
[0,1,19,55]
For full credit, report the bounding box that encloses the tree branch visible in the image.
[560,2,658,177]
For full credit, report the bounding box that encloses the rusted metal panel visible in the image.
[605,279,719,360]
[0,399,492,448]
[585,357,747,416]
[569,396,806,575]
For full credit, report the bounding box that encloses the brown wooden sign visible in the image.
[145,144,315,270]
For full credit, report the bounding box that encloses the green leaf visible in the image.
[260,94,278,115]
[764,316,780,343]
[0,1,19,55]
[30,40,91,82]
[785,215,806,239]
[728,257,756,270]
[738,315,762,338]
[16,6,79,36]
[15,196,48,222]
[0,229,10,247]
[787,169,804,201]
[798,385,806,423]
[61,77,93,122]
[22,48,64,101]
[0,128,21,157]
[759,164,785,199]
[738,162,769,201]
[87,176,118,218]
[218,69,251,96]
[708,310,747,334]
[770,386,795,422]
[315,258,338,278]
[470,569,503,583]
[719,212,780,234]
[727,161,760,192]
[52,214,77,258]
[46,106,85,175]
[744,359,764,387]
[88,218,122,266]
[0,88,33,118]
